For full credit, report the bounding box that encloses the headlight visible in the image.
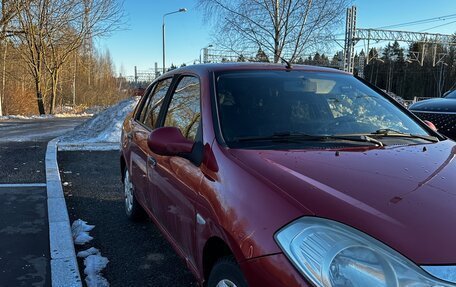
[275,217,455,287]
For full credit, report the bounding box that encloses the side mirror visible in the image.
[424,120,438,132]
[147,127,194,156]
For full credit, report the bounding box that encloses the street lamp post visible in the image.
[199,44,213,64]
[162,8,187,74]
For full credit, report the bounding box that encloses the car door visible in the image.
[129,78,173,214]
[147,75,203,269]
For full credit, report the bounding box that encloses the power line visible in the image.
[420,19,456,32]
[377,13,456,30]
[332,13,456,38]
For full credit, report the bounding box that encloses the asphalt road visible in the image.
[0,117,88,286]
[0,117,87,183]
[59,151,197,287]
[0,117,88,143]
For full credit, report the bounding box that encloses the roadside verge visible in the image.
[46,138,82,287]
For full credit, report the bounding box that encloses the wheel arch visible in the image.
[202,236,233,282]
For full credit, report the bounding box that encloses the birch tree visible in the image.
[198,0,351,63]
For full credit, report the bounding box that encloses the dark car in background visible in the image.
[120,63,456,287]
[409,90,456,139]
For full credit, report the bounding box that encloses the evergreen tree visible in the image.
[295,56,305,64]
[254,48,270,62]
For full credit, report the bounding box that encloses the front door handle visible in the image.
[147,156,157,168]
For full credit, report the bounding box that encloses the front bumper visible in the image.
[239,253,456,286]
[240,253,310,287]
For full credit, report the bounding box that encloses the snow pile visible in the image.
[77,247,110,287]
[0,105,104,120]
[72,220,110,287]
[0,113,93,120]
[58,97,139,150]
[77,247,99,258]
[72,219,95,245]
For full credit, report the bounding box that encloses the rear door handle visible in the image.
[147,156,157,168]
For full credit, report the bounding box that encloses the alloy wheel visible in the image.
[124,171,133,213]
[216,279,238,287]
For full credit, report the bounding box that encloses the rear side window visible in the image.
[138,78,172,129]
[164,76,201,141]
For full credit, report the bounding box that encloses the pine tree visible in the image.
[237,54,246,62]
[254,48,270,62]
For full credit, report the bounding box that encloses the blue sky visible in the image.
[97,0,456,76]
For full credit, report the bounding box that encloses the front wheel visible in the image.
[207,256,248,287]
[123,169,146,221]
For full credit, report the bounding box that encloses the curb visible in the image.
[46,138,82,287]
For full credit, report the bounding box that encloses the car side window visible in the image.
[136,84,155,122]
[139,78,172,129]
[164,76,201,141]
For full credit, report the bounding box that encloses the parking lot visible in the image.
[0,119,85,287]
[59,150,197,286]
[0,118,196,287]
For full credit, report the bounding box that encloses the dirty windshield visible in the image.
[216,71,431,148]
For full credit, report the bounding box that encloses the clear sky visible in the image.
[97,0,456,76]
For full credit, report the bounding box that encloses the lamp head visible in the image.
[179,8,187,12]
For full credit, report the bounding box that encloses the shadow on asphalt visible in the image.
[59,151,197,287]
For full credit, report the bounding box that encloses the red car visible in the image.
[120,63,456,287]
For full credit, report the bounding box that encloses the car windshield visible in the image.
[215,70,432,148]
[444,90,456,99]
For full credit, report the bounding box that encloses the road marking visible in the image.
[0,183,47,188]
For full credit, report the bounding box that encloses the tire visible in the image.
[123,169,146,221]
[207,256,248,287]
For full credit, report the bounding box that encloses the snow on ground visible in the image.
[0,104,107,120]
[72,219,95,245]
[0,112,93,120]
[58,97,139,150]
[72,219,110,287]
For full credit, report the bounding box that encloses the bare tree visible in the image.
[0,0,21,115]
[44,0,124,114]
[12,0,48,114]
[198,0,351,63]
[12,0,124,114]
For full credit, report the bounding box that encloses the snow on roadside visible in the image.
[72,219,110,287]
[0,112,93,120]
[58,97,139,150]
[78,247,110,287]
[72,219,94,245]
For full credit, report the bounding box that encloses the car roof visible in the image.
[158,62,349,79]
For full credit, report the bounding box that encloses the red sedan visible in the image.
[120,63,456,287]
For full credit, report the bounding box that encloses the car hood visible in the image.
[229,140,456,265]
[410,98,456,113]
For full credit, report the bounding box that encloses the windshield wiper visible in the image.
[370,129,439,143]
[235,132,384,146]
